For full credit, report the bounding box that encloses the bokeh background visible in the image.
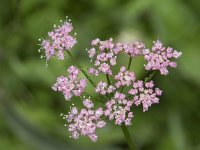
[0,0,200,150]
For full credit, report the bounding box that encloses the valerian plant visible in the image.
[38,17,182,150]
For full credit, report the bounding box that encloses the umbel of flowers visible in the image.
[38,18,182,143]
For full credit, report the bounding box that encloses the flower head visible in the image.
[143,40,182,75]
[123,41,145,57]
[114,66,136,88]
[88,67,99,76]
[96,81,116,95]
[87,38,119,76]
[128,80,162,112]
[40,19,77,60]
[64,99,106,142]
[38,17,183,144]
[52,66,87,100]
[104,92,134,126]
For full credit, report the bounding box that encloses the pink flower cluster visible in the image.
[52,66,87,100]
[123,41,145,57]
[114,66,136,88]
[105,92,134,126]
[95,81,116,95]
[143,40,182,75]
[65,99,106,142]
[87,39,147,76]
[39,18,182,143]
[128,80,162,112]
[88,39,182,77]
[40,20,77,60]
[88,67,99,76]
[88,38,121,75]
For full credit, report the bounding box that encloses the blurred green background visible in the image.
[0,0,200,150]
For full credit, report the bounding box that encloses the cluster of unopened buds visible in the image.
[38,17,182,142]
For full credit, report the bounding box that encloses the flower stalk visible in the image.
[127,55,133,70]
[106,74,111,85]
[121,125,137,150]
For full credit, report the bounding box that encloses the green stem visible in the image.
[121,125,137,150]
[127,56,133,70]
[120,86,125,93]
[144,71,156,82]
[106,74,111,85]
[66,51,96,87]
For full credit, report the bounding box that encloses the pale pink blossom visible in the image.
[98,63,112,75]
[88,48,96,58]
[87,38,120,76]
[96,81,116,95]
[52,66,87,100]
[88,67,99,76]
[64,99,106,142]
[115,66,136,88]
[40,20,77,60]
[129,80,162,112]
[143,40,182,75]
[104,92,134,126]
[123,41,145,57]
